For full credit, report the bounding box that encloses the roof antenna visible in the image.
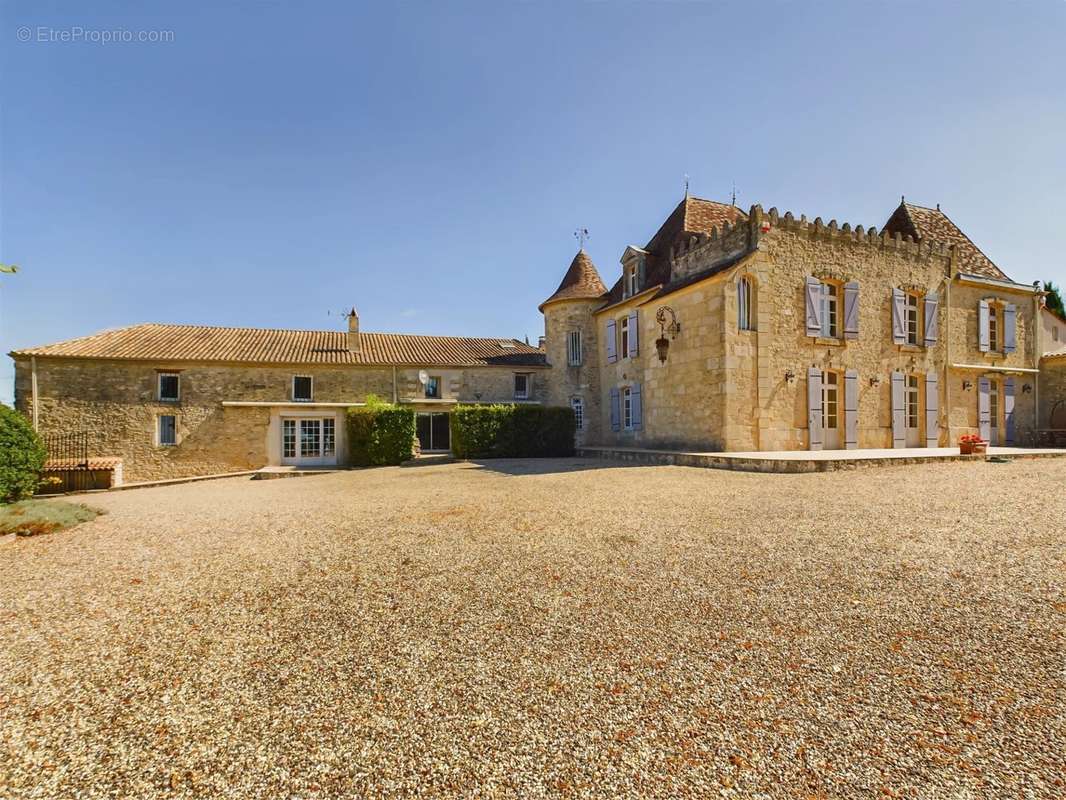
[731,181,737,207]
[683,173,690,198]
[573,227,589,251]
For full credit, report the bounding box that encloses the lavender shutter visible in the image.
[631,383,643,430]
[1003,304,1016,353]
[924,293,939,346]
[628,310,639,358]
[805,277,823,337]
[925,371,939,448]
[843,282,860,340]
[609,387,621,432]
[891,371,906,448]
[606,319,617,363]
[978,300,990,352]
[1004,378,1015,444]
[807,368,823,451]
[977,377,991,441]
[844,369,858,450]
[891,288,907,345]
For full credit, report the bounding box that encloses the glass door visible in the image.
[821,371,840,449]
[905,375,921,447]
[281,417,337,466]
[416,412,451,452]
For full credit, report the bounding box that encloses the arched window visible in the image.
[738,276,755,331]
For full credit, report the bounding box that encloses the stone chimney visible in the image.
[346,307,361,354]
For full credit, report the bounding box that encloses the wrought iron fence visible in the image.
[40,432,107,493]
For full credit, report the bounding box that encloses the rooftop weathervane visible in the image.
[574,228,589,250]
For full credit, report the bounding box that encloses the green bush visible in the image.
[346,396,416,466]
[450,404,575,459]
[0,405,47,503]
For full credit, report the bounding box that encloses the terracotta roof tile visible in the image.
[539,250,608,310]
[12,324,547,368]
[883,202,1010,281]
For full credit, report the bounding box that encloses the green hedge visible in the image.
[450,405,575,459]
[346,397,416,466]
[0,405,47,503]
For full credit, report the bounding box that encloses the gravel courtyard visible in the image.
[1,458,1064,799]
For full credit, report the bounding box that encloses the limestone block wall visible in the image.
[1041,308,1066,355]
[1039,359,1066,428]
[542,300,601,444]
[14,358,547,481]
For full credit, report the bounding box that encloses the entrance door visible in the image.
[416,412,451,452]
[281,417,337,466]
[988,378,1000,445]
[822,371,840,450]
[905,375,921,447]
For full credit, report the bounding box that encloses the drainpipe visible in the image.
[30,356,39,431]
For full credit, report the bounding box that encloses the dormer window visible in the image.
[626,266,639,298]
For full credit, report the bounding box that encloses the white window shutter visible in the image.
[978,300,990,352]
[977,377,991,441]
[628,310,639,358]
[925,370,939,448]
[631,383,642,431]
[807,368,823,451]
[606,319,617,363]
[844,370,859,449]
[924,293,939,346]
[891,289,907,345]
[891,371,906,448]
[1003,304,1016,353]
[805,277,823,337]
[1004,377,1015,444]
[843,282,860,340]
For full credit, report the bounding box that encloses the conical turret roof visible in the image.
[539,250,608,311]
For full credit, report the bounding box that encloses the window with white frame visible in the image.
[905,292,921,346]
[158,372,180,402]
[626,266,639,298]
[158,414,177,446]
[514,373,530,400]
[988,304,1000,352]
[622,386,633,429]
[570,396,584,430]
[738,277,754,331]
[292,375,313,402]
[620,316,630,358]
[821,282,840,338]
[425,375,441,398]
[567,331,582,366]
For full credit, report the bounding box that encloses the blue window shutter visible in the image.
[891,289,907,345]
[807,367,822,451]
[609,387,620,432]
[632,383,642,430]
[924,293,939,346]
[606,319,617,363]
[925,370,939,447]
[628,310,639,357]
[1003,304,1016,353]
[1004,378,1015,444]
[844,369,858,449]
[805,277,823,337]
[978,300,990,352]
[843,282,860,340]
[891,371,906,448]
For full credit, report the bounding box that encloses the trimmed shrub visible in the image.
[0,405,47,503]
[450,405,575,459]
[346,396,416,466]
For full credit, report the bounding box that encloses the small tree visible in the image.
[0,405,47,502]
[1045,281,1065,318]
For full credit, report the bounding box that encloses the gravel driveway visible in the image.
[1,458,1063,799]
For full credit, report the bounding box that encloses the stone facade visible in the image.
[542,201,1049,453]
[13,357,546,482]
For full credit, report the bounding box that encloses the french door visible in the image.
[281,417,337,466]
[416,412,451,452]
[905,375,921,447]
[821,371,840,450]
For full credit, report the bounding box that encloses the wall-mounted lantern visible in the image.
[654,306,681,364]
[869,376,881,388]
[962,380,973,391]
[1022,383,1033,394]
[784,369,795,384]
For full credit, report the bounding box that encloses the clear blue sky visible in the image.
[2,1,1064,403]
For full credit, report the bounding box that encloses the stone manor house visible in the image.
[12,194,1066,482]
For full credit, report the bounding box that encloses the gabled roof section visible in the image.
[539,249,608,311]
[11,323,548,368]
[603,196,747,305]
[883,201,1010,281]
